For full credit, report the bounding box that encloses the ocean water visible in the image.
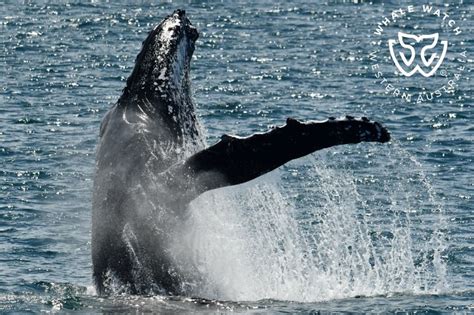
[1,1,473,313]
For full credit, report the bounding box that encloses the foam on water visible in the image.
[170,145,448,302]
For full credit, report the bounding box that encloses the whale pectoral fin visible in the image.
[175,116,390,198]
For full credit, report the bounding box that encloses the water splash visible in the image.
[171,145,448,302]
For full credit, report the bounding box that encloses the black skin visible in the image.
[167,116,390,203]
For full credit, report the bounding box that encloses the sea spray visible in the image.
[171,144,448,302]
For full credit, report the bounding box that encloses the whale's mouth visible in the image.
[155,9,198,57]
[152,9,197,90]
[120,9,198,103]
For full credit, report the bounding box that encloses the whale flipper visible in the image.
[171,116,390,199]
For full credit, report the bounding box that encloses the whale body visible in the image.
[92,9,390,295]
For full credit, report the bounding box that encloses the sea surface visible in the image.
[1,1,473,313]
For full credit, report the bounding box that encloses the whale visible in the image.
[92,9,390,295]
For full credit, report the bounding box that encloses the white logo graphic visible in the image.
[369,5,468,104]
[388,32,448,77]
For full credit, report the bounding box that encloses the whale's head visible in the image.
[120,9,199,106]
[115,10,204,158]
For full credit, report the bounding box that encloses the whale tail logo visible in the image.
[388,32,448,77]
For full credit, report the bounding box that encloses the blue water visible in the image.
[1,1,473,313]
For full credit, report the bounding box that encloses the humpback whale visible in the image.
[92,9,390,295]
